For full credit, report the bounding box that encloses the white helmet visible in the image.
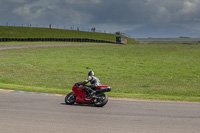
[88,71,95,76]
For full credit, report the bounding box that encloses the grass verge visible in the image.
[0,44,200,102]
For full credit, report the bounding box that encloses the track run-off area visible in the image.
[0,89,200,133]
[0,44,108,50]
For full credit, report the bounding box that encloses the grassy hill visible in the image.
[0,44,200,102]
[0,26,138,44]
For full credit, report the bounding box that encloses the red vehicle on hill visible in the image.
[65,82,111,107]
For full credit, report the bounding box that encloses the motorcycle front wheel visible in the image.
[65,92,76,105]
[93,93,108,107]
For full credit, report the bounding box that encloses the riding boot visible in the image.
[83,86,91,98]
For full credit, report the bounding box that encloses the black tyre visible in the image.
[93,93,108,107]
[65,92,76,105]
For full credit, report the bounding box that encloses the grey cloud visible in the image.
[5,0,28,3]
[1,0,200,37]
[65,0,101,4]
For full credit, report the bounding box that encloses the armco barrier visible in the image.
[0,38,115,44]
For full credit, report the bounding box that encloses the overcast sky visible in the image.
[1,0,200,38]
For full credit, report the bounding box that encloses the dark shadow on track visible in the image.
[60,103,96,107]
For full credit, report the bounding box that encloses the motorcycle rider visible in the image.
[76,71,101,97]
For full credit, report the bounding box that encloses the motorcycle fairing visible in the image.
[96,85,112,92]
[72,86,92,103]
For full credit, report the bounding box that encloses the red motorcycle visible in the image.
[65,82,112,107]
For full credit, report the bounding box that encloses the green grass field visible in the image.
[138,38,200,45]
[0,43,200,102]
[0,26,137,44]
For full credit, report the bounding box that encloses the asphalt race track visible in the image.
[0,44,110,50]
[0,90,200,133]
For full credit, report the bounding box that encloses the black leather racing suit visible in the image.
[80,76,101,90]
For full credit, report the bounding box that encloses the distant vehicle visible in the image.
[115,31,121,35]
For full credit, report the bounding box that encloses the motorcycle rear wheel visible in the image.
[94,93,108,107]
[65,92,76,105]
